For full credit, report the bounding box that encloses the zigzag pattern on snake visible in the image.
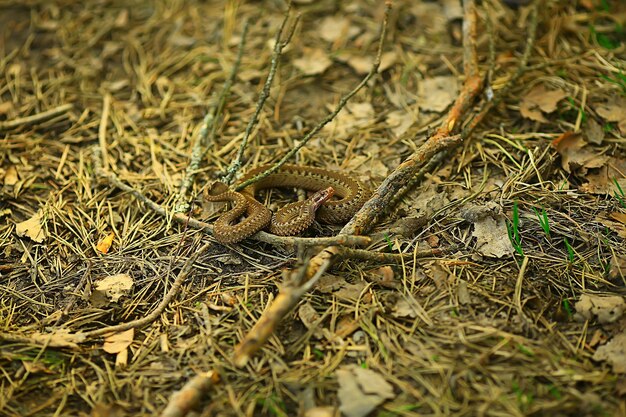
[204,164,369,244]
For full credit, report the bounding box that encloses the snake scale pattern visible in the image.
[204,164,369,244]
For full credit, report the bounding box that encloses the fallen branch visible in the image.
[160,371,221,417]
[234,1,389,192]
[223,5,300,184]
[176,19,250,212]
[233,0,485,367]
[82,241,212,339]
[0,103,73,131]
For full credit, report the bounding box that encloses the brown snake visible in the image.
[204,164,369,244]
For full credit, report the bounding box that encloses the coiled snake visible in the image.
[204,164,369,244]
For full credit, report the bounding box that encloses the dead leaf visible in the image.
[22,360,55,374]
[593,332,626,374]
[314,274,346,293]
[520,85,568,122]
[27,329,85,348]
[617,377,626,397]
[579,158,626,195]
[334,282,367,302]
[324,101,374,137]
[0,101,14,115]
[574,294,625,324]
[3,165,18,186]
[335,315,360,338]
[304,407,336,417]
[584,118,605,145]
[462,203,513,258]
[340,51,396,75]
[319,16,358,43]
[96,232,115,254]
[337,365,395,417]
[15,210,47,243]
[103,329,134,354]
[294,48,332,76]
[595,100,626,134]
[365,266,398,289]
[418,76,458,113]
[611,212,626,225]
[298,302,323,339]
[390,298,418,319]
[91,273,134,306]
[458,279,473,305]
[609,254,626,281]
[596,213,626,239]
[551,132,608,174]
[385,110,415,138]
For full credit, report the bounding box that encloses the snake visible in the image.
[204,164,369,244]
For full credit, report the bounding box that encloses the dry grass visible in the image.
[1,1,625,416]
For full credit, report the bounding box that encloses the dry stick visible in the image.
[176,19,251,212]
[0,103,73,131]
[464,0,539,136]
[83,241,212,339]
[160,371,221,417]
[234,5,388,192]
[223,5,299,184]
[93,157,368,247]
[98,94,112,171]
[233,0,483,367]
[337,246,449,263]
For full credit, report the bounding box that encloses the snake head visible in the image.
[310,186,335,210]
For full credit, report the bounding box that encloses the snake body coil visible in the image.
[204,164,368,244]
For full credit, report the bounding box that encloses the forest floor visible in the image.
[1,1,626,416]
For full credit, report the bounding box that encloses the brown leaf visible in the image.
[103,329,134,354]
[584,118,605,145]
[15,210,47,243]
[609,254,626,281]
[596,213,626,239]
[30,329,85,348]
[365,266,398,289]
[593,332,626,374]
[579,158,626,195]
[551,131,608,174]
[461,202,513,258]
[595,100,626,134]
[3,165,19,186]
[335,315,360,338]
[574,294,625,324]
[319,16,356,43]
[418,76,458,113]
[298,302,323,339]
[293,48,332,76]
[91,273,134,306]
[337,365,395,417]
[0,101,14,115]
[96,232,115,254]
[520,85,568,122]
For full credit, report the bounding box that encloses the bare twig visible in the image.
[98,94,111,171]
[93,156,369,247]
[234,4,389,192]
[160,371,221,417]
[83,241,211,339]
[336,246,448,263]
[176,19,250,212]
[464,0,539,136]
[233,0,484,367]
[223,5,299,184]
[0,103,73,131]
